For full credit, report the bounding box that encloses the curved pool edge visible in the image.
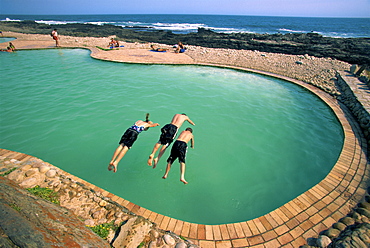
[1,70,368,248]
[1,33,369,246]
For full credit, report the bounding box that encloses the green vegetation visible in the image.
[0,167,17,177]
[26,185,60,205]
[87,222,119,240]
[96,46,118,51]
[137,242,145,248]
[9,203,21,212]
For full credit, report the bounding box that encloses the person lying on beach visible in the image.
[0,47,13,52]
[174,42,186,53]
[109,114,160,173]
[108,38,120,47]
[148,113,195,168]
[150,44,167,52]
[162,127,194,184]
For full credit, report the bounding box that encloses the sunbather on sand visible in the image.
[174,42,186,53]
[108,38,120,47]
[150,44,167,52]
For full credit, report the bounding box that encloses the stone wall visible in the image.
[336,71,370,154]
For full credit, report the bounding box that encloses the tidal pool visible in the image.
[0,37,16,43]
[0,49,344,224]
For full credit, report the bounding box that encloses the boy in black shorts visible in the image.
[148,114,195,168]
[162,128,194,184]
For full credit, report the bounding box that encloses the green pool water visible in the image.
[0,49,344,224]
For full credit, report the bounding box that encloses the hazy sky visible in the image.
[1,0,369,17]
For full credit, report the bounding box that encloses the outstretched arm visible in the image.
[148,123,160,127]
[187,117,195,126]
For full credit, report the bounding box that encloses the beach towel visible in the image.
[110,45,124,49]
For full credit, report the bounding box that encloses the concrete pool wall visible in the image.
[0,32,369,247]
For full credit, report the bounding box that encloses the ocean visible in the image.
[1,14,369,38]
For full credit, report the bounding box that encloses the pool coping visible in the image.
[1,35,369,247]
[1,65,368,248]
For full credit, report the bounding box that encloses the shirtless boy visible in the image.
[147,113,195,168]
[162,128,194,184]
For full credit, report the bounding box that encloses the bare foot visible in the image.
[112,162,118,173]
[180,179,188,185]
[162,175,167,179]
[153,158,158,169]
[147,155,154,166]
[108,163,114,171]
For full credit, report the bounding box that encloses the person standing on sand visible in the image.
[51,29,60,47]
[148,113,195,168]
[162,128,194,184]
[109,114,160,173]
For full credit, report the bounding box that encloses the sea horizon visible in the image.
[1,14,370,38]
[3,13,370,18]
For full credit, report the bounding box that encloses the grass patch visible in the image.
[87,222,119,240]
[96,46,118,51]
[9,203,21,211]
[0,167,17,177]
[26,185,60,205]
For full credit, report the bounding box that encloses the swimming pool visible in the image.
[0,49,344,224]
